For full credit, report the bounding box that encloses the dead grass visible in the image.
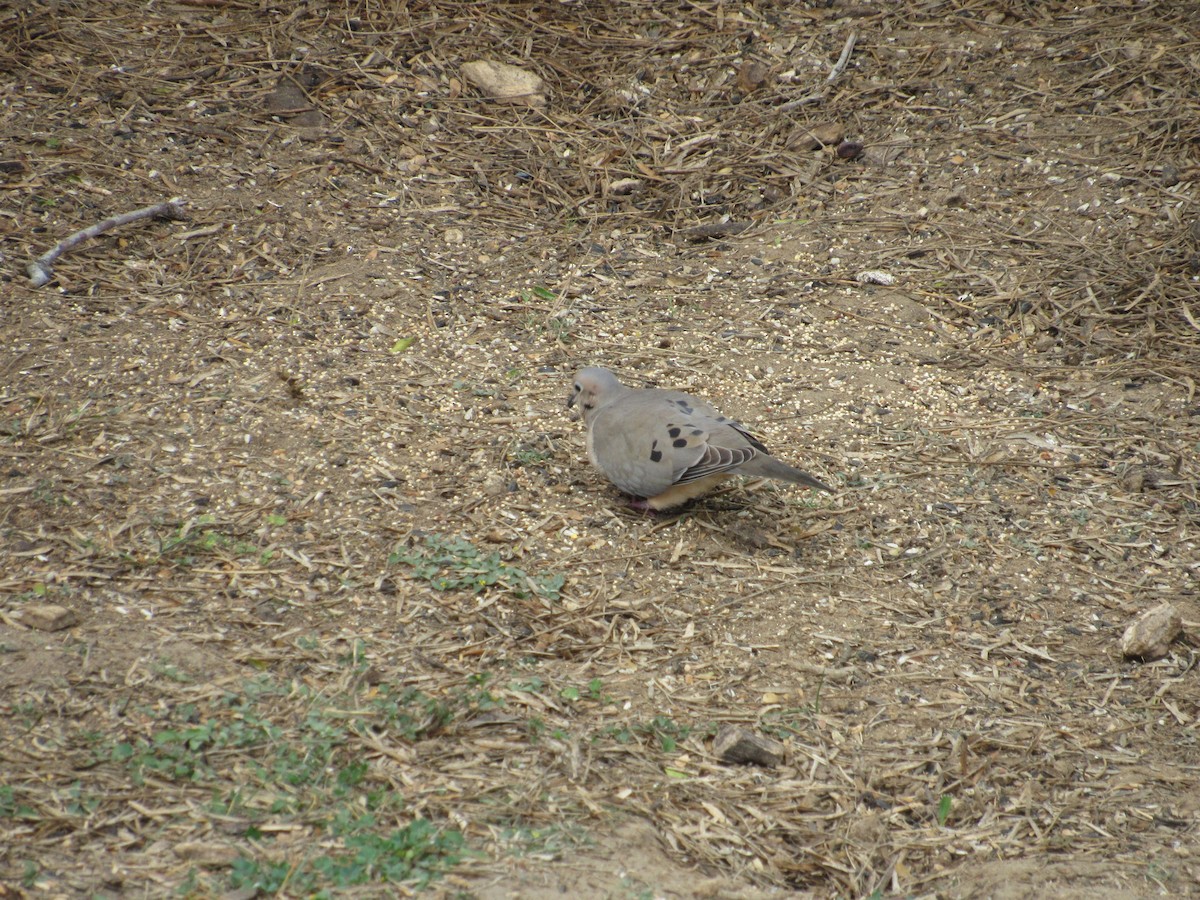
[1,1,1198,897]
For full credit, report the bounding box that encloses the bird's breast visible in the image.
[585,425,601,469]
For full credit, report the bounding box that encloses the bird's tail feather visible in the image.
[741,454,833,492]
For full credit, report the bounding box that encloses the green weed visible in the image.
[511,446,553,466]
[230,817,464,893]
[936,794,953,826]
[759,707,817,740]
[145,515,262,568]
[390,534,564,600]
[602,716,691,752]
[0,785,38,820]
[99,675,475,893]
[560,678,608,704]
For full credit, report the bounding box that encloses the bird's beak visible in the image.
[566,393,577,409]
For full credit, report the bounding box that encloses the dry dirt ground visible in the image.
[2,2,1200,898]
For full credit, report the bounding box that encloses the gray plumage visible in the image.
[567,367,832,510]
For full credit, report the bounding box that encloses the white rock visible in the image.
[1120,602,1182,660]
[461,61,546,106]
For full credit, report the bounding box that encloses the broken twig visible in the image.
[777,32,857,112]
[28,197,188,287]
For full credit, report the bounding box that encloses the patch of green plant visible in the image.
[357,683,464,741]
[452,380,501,398]
[603,724,635,744]
[177,867,200,895]
[526,717,546,741]
[112,723,213,784]
[323,816,464,888]
[110,685,329,789]
[64,781,101,817]
[337,638,370,670]
[390,336,416,353]
[464,672,503,710]
[936,793,952,826]
[349,677,499,745]
[511,447,552,466]
[512,676,547,694]
[228,856,296,894]
[390,534,564,600]
[31,479,69,507]
[547,315,576,343]
[1144,860,1177,887]
[95,674,484,894]
[635,716,690,752]
[0,785,38,820]
[559,678,608,704]
[518,285,557,302]
[13,700,43,729]
[152,661,193,684]
[230,816,463,894]
[600,716,692,752]
[147,515,264,568]
[759,706,818,740]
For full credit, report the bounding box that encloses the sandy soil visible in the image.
[2,2,1198,897]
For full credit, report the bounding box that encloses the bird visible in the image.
[566,367,833,511]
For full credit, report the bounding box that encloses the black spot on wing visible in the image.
[690,428,703,436]
[649,440,663,463]
[672,438,688,448]
[667,426,681,438]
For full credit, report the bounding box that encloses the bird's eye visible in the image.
[574,383,581,392]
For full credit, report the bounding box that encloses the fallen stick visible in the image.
[27,197,188,287]
[777,32,858,112]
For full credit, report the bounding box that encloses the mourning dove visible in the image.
[567,367,833,511]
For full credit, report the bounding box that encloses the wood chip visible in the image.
[714,725,785,767]
[461,60,547,106]
[18,604,78,632]
[173,841,241,866]
[736,59,770,94]
[1120,602,1183,660]
[789,122,844,150]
